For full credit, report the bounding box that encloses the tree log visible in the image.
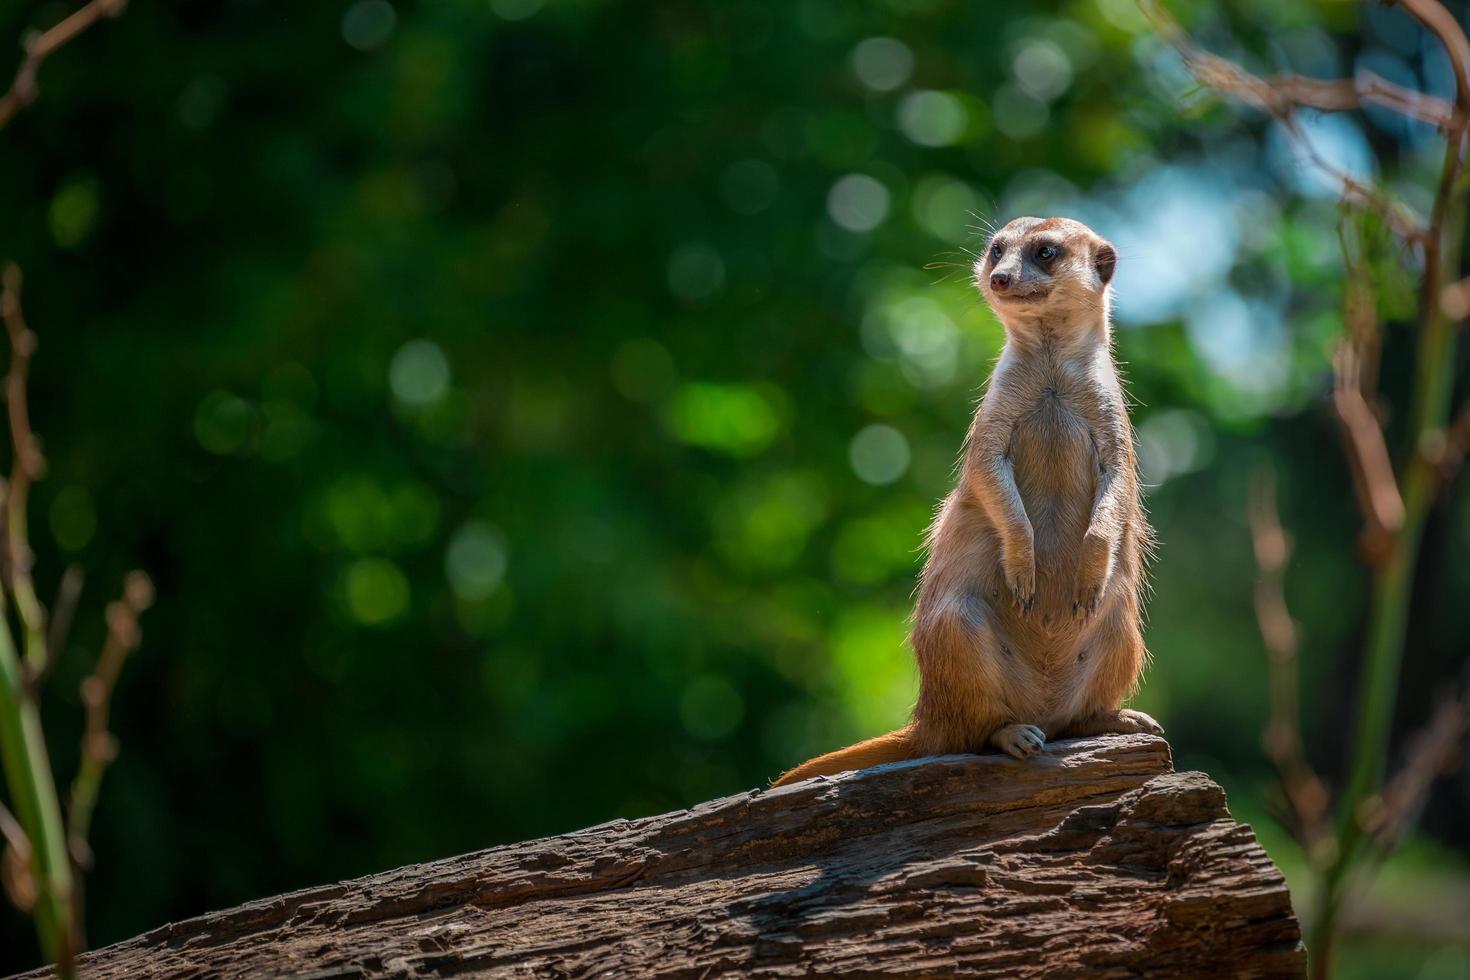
[19,734,1305,978]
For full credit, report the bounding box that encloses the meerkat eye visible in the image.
[990,242,1004,261]
[1036,244,1058,261]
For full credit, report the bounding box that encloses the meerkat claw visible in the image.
[1118,709,1164,735]
[1008,578,1034,614]
[1072,587,1101,621]
[991,723,1047,759]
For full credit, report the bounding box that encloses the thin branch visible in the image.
[1,799,36,913]
[1370,688,1468,853]
[1142,1,1459,126]
[0,264,49,677]
[39,565,83,686]
[1140,0,1431,243]
[1330,214,1404,564]
[0,798,30,868]
[0,0,127,134]
[1248,468,1332,855]
[0,266,42,484]
[67,570,152,871]
[1220,65,1456,131]
[1395,0,1470,110]
[1332,345,1405,565]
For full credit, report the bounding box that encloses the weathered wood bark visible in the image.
[19,735,1304,978]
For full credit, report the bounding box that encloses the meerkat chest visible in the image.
[1011,378,1094,458]
[1008,377,1098,511]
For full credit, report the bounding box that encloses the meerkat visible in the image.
[773,216,1160,787]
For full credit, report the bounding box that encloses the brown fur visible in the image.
[773,216,1160,787]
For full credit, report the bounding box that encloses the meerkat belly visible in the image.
[1011,393,1096,613]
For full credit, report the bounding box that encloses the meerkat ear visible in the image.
[1095,241,1117,286]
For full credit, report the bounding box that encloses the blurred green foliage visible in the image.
[0,0,1467,973]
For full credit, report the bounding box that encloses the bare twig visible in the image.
[39,565,83,686]
[0,797,27,852]
[1,828,36,915]
[1331,217,1405,564]
[0,265,49,678]
[1143,1,1459,127]
[67,570,152,871]
[1371,688,1468,852]
[1140,0,1431,243]
[1396,0,1470,109]
[1332,344,1405,565]
[1223,65,1454,131]
[1247,469,1332,854]
[0,797,35,913]
[1289,71,1457,129]
[0,0,127,134]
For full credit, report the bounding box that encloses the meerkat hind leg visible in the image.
[1057,707,1163,739]
[990,723,1046,759]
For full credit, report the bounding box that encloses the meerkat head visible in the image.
[975,216,1117,334]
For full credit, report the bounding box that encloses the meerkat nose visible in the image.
[990,272,1011,292]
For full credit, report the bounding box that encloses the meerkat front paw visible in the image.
[990,723,1046,759]
[1009,571,1035,613]
[1072,532,1114,620]
[1114,709,1164,735]
[1072,577,1104,620]
[1001,543,1036,614]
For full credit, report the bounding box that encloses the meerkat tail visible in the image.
[771,726,918,787]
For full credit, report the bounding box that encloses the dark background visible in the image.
[0,0,1467,974]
